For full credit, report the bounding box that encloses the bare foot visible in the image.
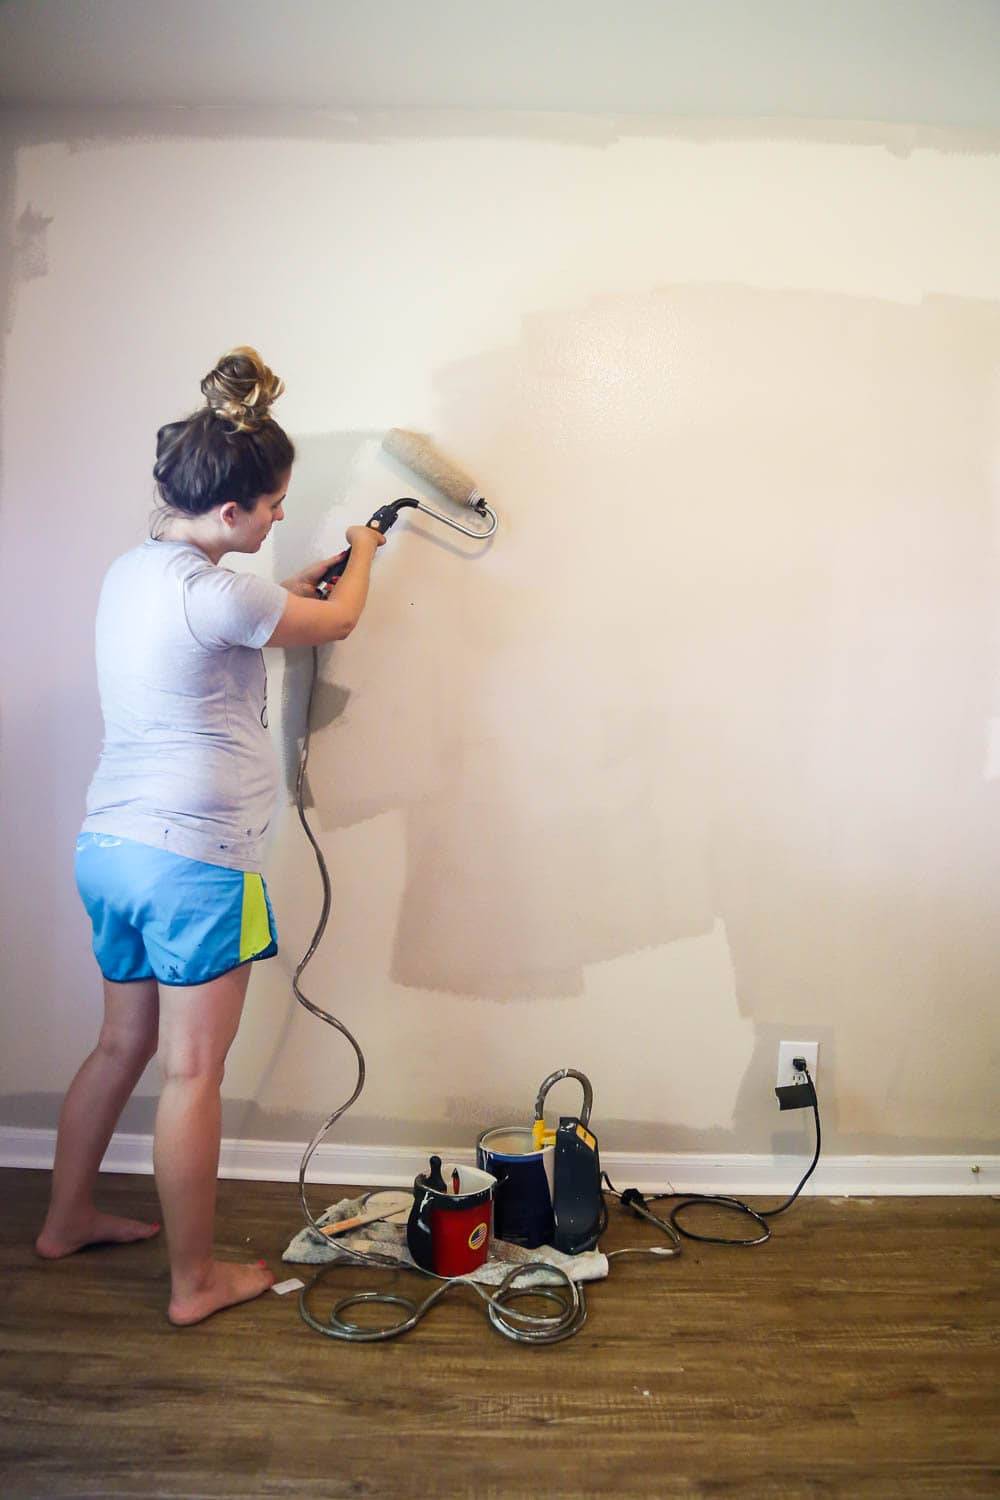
[35,1212,162,1259]
[168,1261,275,1326]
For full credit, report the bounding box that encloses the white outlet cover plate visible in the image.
[776,1041,819,1090]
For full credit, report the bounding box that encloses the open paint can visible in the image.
[476,1126,555,1248]
[406,1162,495,1277]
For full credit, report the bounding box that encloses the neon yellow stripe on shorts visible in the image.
[239,872,271,962]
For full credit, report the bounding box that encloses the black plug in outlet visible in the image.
[776,1042,819,1097]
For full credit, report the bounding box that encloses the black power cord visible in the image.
[604,1065,821,1248]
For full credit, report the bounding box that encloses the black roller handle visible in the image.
[315,499,418,598]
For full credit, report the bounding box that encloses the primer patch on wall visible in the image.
[301,284,1000,1026]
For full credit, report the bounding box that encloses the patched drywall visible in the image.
[12,203,53,282]
[1,112,998,1158]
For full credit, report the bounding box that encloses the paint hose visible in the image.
[292,438,583,1343]
[295,427,498,1222]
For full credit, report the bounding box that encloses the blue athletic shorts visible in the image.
[75,833,279,986]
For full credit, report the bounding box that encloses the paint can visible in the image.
[406,1162,496,1277]
[476,1126,556,1248]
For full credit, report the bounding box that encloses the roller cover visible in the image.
[382,428,481,508]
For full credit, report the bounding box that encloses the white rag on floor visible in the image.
[283,1195,609,1287]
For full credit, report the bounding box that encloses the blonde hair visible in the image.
[200,346,285,433]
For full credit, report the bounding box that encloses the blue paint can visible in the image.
[476,1126,556,1249]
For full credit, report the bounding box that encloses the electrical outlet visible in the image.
[776,1041,819,1090]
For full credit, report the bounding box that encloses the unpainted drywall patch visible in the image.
[13,202,52,281]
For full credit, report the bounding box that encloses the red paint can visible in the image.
[406,1163,496,1277]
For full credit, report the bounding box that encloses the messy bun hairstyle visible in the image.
[153,347,295,518]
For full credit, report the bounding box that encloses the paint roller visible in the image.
[315,429,497,598]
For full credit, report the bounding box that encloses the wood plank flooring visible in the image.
[1,1168,997,1498]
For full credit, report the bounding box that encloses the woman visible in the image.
[35,348,385,1325]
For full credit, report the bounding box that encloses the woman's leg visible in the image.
[36,976,162,1258]
[154,962,273,1325]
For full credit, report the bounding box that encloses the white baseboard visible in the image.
[1,1126,996,1196]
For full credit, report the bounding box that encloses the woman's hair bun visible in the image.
[201,346,284,433]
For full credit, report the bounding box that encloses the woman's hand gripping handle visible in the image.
[315,503,407,599]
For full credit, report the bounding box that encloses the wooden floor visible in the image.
[1,1169,997,1499]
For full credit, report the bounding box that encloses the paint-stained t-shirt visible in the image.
[81,539,288,872]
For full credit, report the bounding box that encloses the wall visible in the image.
[2,108,998,1170]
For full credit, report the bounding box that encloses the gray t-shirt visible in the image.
[81,539,288,872]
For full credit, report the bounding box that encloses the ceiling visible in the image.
[1,0,999,127]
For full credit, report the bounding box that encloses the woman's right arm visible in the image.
[265,527,385,647]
